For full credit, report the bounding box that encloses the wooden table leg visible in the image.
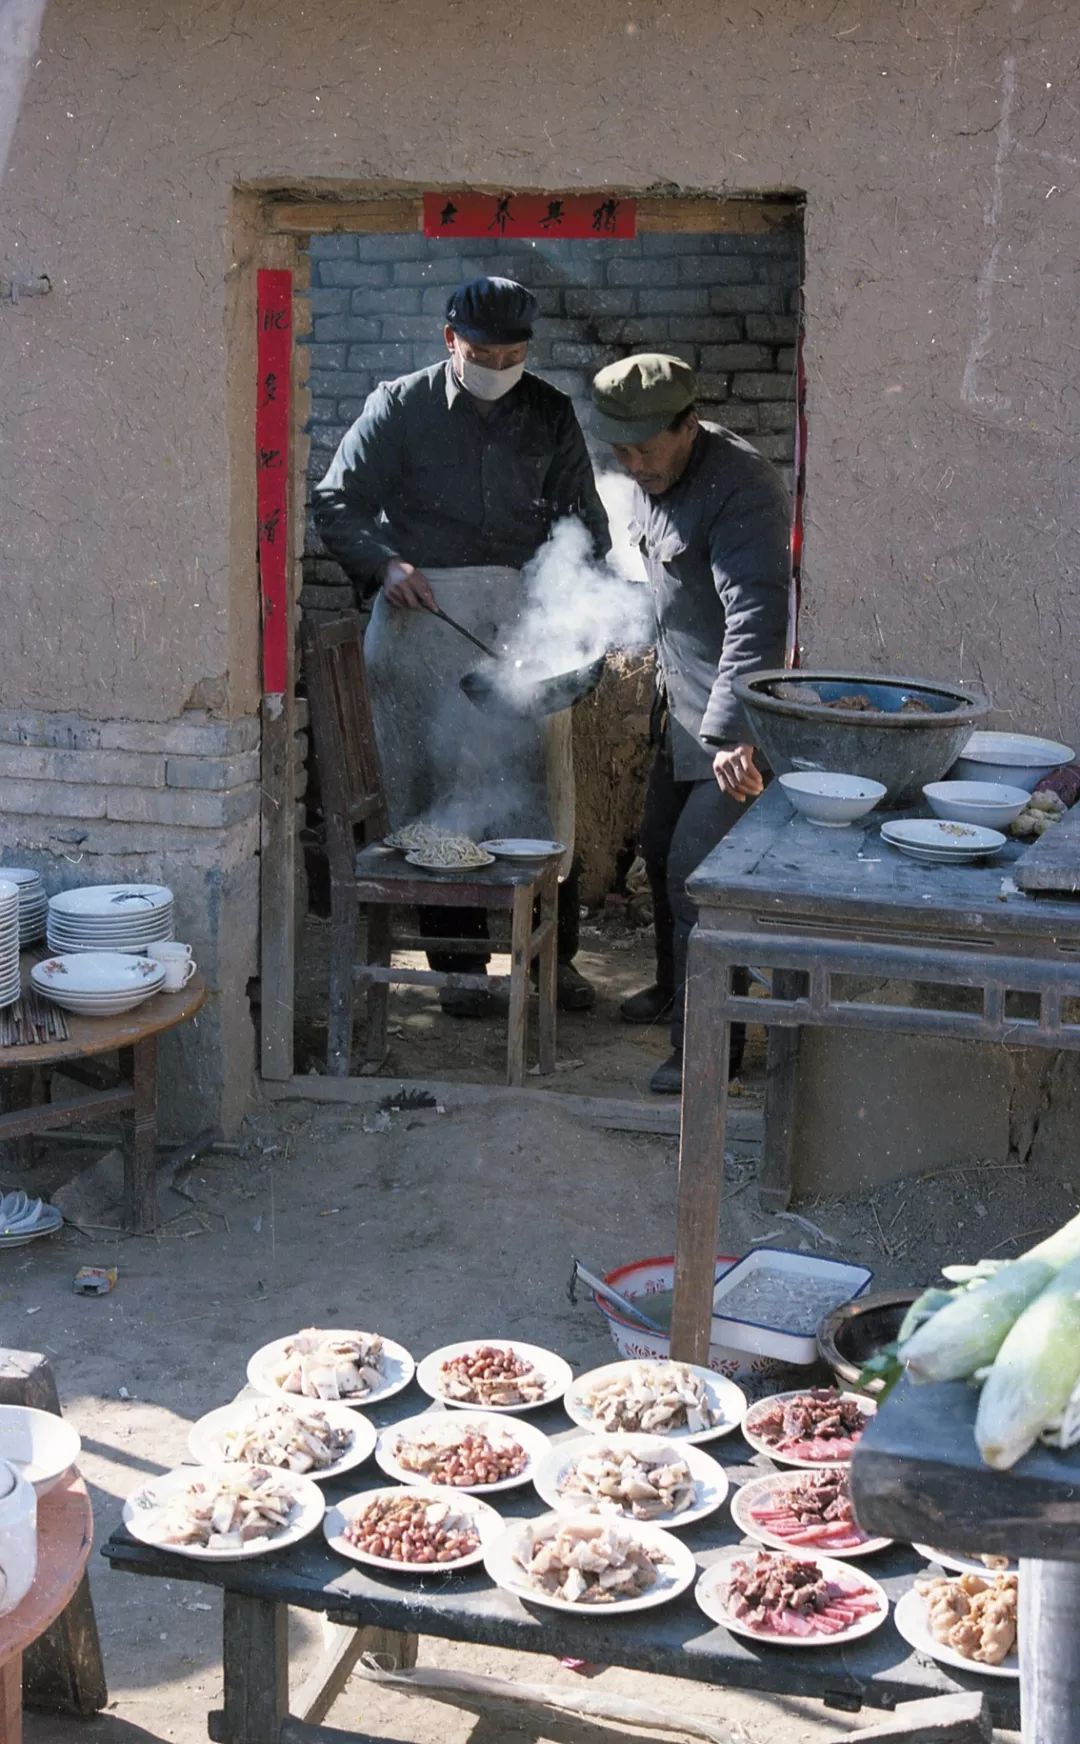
[359,904,391,1076]
[119,1037,158,1234]
[216,1594,288,1744]
[0,1067,36,1175]
[759,967,804,1212]
[1020,1556,1080,1740]
[0,1651,22,1744]
[329,883,361,1076]
[293,1619,418,1726]
[671,930,729,1365]
[536,873,556,1078]
[506,886,531,1089]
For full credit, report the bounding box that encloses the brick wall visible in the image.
[300,227,801,612]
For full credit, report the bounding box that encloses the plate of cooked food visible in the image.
[564,1359,745,1445]
[894,1572,1019,1679]
[324,1484,501,1573]
[189,1397,376,1483]
[696,1547,889,1646]
[247,1328,415,1409]
[741,1389,874,1467]
[485,1510,697,1615]
[376,1410,550,1494]
[533,1432,728,1528]
[912,1544,1018,1577]
[124,1463,325,1561]
[416,1340,572,1413]
[730,1467,891,1558]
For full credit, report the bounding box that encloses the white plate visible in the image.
[741,1390,875,1467]
[376,1410,551,1493]
[564,1360,746,1446]
[189,1398,377,1484]
[34,991,163,1017]
[893,1585,1018,1679]
[49,884,173,917]
[124,1463,325,1561]
[534,1432,728,1528]
[880,820,1006,854]
[696,1546,889,1646]
[479,839,566,860]
[247,1331,415,1409]
[730,1469,891,1557]
[417,1340,572,1414]
[959,731,1073,769]
[324,1484,501,1573]
[485,1510,697,1615]
[31,954,166,994]
[884,844,1000,866]
[912,1543,1018,1577]
[404,850,496,871]
[0,1207,63,1248]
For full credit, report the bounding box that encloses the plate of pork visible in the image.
[124,1463,324,1561]
[741,1388,874,1466]
[247,1328,415,1408]
[485,1510,697,1614]
[189,1396,376,1483]
[564,1359,745,1445]
[696,1547,889,1646]
[533,1432,728,1528]
[730,1467,891,1557]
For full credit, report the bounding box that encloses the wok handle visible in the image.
[423,601,498,661]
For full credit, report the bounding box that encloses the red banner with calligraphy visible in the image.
[423,193,636,241]
[256,270,292,696]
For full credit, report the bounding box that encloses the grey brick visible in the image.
[308,288,350,316]
[639,234,712,256]
[606,258,679,287]
[701,402,759,433]
[564,288,634,318]
[304,346,347,374]
[700,344,773,370]
[312,314,380,344]
[348,287,422,315]
[637,289,709,315]
[106,786,260,828]
[740,229,803,255]
[777,347,797,371]
[694,372,731,399]
[346,342,415,372]
[754,432,795,462]
[336,397,374,422]
[301,584,354,613]
[732,372,795,401]
[550,341,612,367]
[308,397,343,427]
[532,286,564,316]
[752,257,801,284]
[678,255,755,285]
[0,778,108,819]
[392,259,463,286]
[543,370,590,398]
[166,752,260,790]
[310,235,359,262]
[710,286,785,313]
[0,745,165,786]
[378,315,445,340]
[308,370,378,400]
[745,313,800,342]
[668,316,741,342]
[355,234,437,262]
[595,318,666,344]
[318,262,393,288]
[530,317,589,341]
[756,402,798,431]
[421,285,455,314]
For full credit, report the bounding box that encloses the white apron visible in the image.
[364,566,575,879]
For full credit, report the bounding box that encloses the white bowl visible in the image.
[923,780,1030,829]
[590,1255,793,1390]
[0,1406,81,1496]
[951,731,1073,791]
[778,771,888,827]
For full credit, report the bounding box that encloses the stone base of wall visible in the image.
[0,709,275,1138]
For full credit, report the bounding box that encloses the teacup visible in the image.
[147,942,196,992]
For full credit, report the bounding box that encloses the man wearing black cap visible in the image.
[314,276,610,1017]
[590,353,793,1095]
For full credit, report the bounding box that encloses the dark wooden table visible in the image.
[854,1377,1080,1740]
[0,963,207,1232]
[668,784,1080,1362]
[102,1384,1021,1742]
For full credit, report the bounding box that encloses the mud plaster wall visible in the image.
[1,0,1078,740]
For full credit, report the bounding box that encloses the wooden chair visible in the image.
[302,614,557,1087]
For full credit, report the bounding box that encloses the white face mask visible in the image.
[456,355,526,401]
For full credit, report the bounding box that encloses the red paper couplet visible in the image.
[423,193,637,241]
[256,269,292,696]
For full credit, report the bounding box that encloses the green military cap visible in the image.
[591,352,697,444]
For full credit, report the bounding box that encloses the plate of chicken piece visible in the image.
[697,1547,889,1646]
[894,1573,1019,1678]
[564,1359,746,1445]
[189,1397,376,1483]
[417,1340,572,1413]
[533,1432,728,1528]
[124,1463,325,1561]
[741,1389,874,1466]
[485,1510,697,1614]
[731,1467,891,1558]
[247,1328,415,1408]
[375,1410,551,1494]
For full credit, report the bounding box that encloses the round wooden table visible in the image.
[0,1475,93,1744]
[0,962,207,1232]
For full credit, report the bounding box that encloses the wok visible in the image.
[460,655,607,718]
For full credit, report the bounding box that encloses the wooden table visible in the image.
[669,785,1080,1362]
[0,964,207,1232]
[102,1385,1021,1742]
[0,1476,93,1744]
[853,1377,1080,1740]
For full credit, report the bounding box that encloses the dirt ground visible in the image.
[4,919,1050,1744]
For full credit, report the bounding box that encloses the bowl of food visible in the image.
[949,731,1074,791]
[591,1255,795,1391]
[923,780,1030,830]
[778,771,887,828]
[0,1405,81,1497]
[816,1291,921,1394]
[733,671,989,806]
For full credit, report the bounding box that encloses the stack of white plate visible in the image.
[880,819,1007,865]
[0,1192,63,1248]
[46,884,174,955]
[0,868,47,945]
[31,951,167,1016]
[0,881,20,1009]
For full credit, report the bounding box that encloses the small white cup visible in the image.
[148,942,196,992]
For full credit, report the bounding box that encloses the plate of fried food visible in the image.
[324,1484,501,1573]
[376,1410,550,1494]
[417,1340,572,1413]
[533,1432,728,1528]
[696,1547,889,1646]
[564,1359,745,1446]
[189,1396,376,1484]
[741,1388,874,1467]
[485,1510,697,1614]
[894,1572,1019,1679]
[731,1466,891,1558]
[124,1463,325,1561]
[247,1328,415,1409]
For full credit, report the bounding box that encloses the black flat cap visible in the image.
[445,276,537,343]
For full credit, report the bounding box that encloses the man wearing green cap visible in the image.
[591,352,793,1094]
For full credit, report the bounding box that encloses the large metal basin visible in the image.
[733,669,989,805]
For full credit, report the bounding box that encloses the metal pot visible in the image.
[460,654,606,718]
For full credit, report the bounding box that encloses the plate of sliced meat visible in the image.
[730,1467,891,1558]
[696,1547,889,1646]
[741,1389,874,1467]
